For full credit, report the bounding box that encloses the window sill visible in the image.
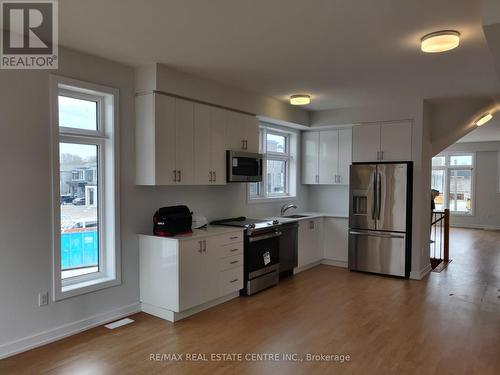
[55,276,121,301]
[247,195,297,204]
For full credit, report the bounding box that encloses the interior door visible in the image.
[376,163,408,232]
[318,130,339,184]
[175,98,195,185]
[302,131,319,184]
[349,164,376,230]
[194,103,212,184]
[210,107,227,185]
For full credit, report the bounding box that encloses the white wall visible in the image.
[441,142,500,229]
[0,48,308,357]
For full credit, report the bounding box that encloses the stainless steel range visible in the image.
[212,217,281,295]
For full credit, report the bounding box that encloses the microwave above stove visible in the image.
[226,150,263,183]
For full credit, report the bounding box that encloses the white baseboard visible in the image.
[410,263,432,280]
[142,292,239,322]
[0,302,141,360]
[321,259,348,268]
[450,223,500,231]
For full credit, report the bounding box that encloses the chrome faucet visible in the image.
[281,203,297,216]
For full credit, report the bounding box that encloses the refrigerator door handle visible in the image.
[372,170,377,220]
[377,172,382,220]
[349,230,405,239]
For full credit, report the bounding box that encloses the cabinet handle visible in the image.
[173,170,177,182]
[230,236,239,240]
[230,260,239,264]
[241,140,245,150]
[209,171,213,182]
[213,171,216,182]
[203,240,207,252]
[338,175,341,183]
[178,170,181,182]
[316,175,319,184]
[230,248,239,252]
[198,241,203,253]
[229,278,239,283]
[380,151,384,160]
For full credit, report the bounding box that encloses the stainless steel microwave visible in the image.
[226,150,263,182]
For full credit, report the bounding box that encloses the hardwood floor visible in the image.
[1,228,499,374]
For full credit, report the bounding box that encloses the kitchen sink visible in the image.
[281,214,310,219]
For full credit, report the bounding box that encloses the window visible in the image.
[431,153,474,215]
[51,76,120,300]
[249,126,297,200]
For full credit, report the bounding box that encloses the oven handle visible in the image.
[248,231,282,242]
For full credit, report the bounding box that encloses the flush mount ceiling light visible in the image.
[475,113,493,127]
[421,30,460,53]
[290,94,311,105]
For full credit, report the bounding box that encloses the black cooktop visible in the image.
[211,217,280,230]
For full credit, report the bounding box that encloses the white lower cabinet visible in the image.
[322,218,349,267]
[297,218,324,269]
[139,228,243,322]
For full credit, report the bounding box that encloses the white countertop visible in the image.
[138,225,243,242]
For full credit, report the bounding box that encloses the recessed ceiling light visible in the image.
[421,30,460,53]
[290,94,311,106]
[475,113,493,127]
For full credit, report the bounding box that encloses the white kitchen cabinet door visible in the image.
[302,131,319,184]
[210,107,227,185]
[337,128,352,184]
[175,98,195,185]
[153,94,177,185]
[243,114,260,153]
[179,239,205,311]
[323,218,348,267]
[297,218,323,268]
[318,130,339,185]
[203,237,222,301]
[194,103,212,185]
[380,121,412,161]
[226,111,245,151]
[352,124,381,163]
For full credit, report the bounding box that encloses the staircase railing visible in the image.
[430,209,449,262]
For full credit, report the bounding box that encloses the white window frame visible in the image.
[50,75,120,301]
[248,125,297,202]
[432,152,475,216]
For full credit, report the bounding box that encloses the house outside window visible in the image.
[431,153,474,215]
[51,75,120,301]
[249,126,297,201]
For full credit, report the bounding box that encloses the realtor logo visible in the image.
[1,0,58,69]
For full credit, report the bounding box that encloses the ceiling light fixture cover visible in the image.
[475,113,493,127]
[421,30,460,53]
[290,94,311,105]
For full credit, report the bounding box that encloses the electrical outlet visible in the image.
[38,292,49,307]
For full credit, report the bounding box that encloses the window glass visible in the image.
[59,142,99,279]
[59,96,98,131]
[266,159,286,195]
[432,156,446,167]
[266,133,286,153]
[450,155,472,166]
[431,170,445,211]
[449,169,472,213]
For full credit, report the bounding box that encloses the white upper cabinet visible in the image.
[194,104,227,185]
[226,111,260,153]
[318,130,339,184]
[352,124,381,163]
[352,121,412,162]
[302,131,320,184]
[380,121,412,162]
[136,92,260,185]
[302,128,352,185]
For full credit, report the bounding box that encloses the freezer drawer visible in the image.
[348,230,406,277]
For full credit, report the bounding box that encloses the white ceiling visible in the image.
[458,117,500,142]
[59,0,499,110]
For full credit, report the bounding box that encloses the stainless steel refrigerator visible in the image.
[348,162,412,278]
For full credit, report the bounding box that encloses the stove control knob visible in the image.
[248,224,256,229]
[272,220,280,225]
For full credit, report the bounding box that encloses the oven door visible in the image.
[227,151,263,182]
[245,230,281,279]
